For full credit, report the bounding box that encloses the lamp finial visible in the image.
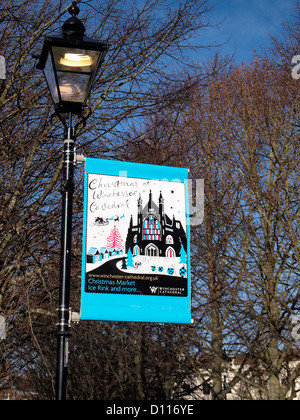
[62,1,85,40]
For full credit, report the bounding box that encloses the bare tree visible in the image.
[127,45,300,400]
[164,56,300,399]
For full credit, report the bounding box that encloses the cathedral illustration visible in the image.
[125,190,187,258]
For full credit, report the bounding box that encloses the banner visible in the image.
[81,158,191,324]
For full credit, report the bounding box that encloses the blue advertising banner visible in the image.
[80,158,191,324]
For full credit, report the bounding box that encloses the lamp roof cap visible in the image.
[62,1,85,40]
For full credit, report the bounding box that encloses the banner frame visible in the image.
[80,158,192,324]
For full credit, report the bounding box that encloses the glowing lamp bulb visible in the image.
[59,53,94,67]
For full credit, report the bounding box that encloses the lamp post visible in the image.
[37,2,109,400]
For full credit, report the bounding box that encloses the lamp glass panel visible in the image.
[43,50,59,104]
[57,72,90,103]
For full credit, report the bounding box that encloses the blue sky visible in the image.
[196,0,297,64]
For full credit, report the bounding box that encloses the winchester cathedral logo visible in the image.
[83,173,189,297]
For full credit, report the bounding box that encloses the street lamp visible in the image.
[37,2,109,401]
[37,1,108,117]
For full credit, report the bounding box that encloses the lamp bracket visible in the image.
[75,152,86,164]
[74,106,92,133]
[51,106,91,138]
[51,110,68,131]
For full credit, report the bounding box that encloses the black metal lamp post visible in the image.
[37,2,109,401]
